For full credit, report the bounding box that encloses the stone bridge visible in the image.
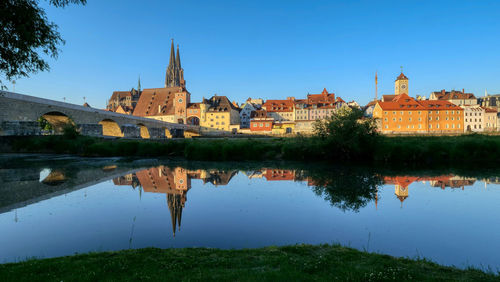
[0,90,200,138]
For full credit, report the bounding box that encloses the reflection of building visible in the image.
[382,175,477,207]
[264,169,296,181]
[112,167,240,236]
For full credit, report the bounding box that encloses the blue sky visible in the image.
[8,0,500,107]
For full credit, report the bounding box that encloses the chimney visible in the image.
[441,89,445,95]
[462,88,465,94]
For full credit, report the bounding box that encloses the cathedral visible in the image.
[165,39,186,88]
[131,40,191,124]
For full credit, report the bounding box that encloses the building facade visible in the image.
[463,105,484,132]
[373,71,463,134]
[250,110,273,132]
[262,98,295,122]
[482,107,498,131]
[199,95,240,132]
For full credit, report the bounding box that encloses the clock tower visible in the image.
[395,67,409,95]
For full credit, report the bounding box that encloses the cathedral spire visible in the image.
[176,44,181,69]
[165,39,177,87]
[137,75,141,92]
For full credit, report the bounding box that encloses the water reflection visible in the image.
[109,166,497,237]
[1,158,500,269]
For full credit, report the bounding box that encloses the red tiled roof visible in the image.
[262,99,294,112]
[377,93,426,110]
[307,88,336,104]
[419,100,462,110]
[133,87,182,117]
[382,95,396,102]
[482,106,497,113]
[432,90,476,100]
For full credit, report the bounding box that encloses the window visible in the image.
[400,111,404,115]
[418,111,421,115]
[221,122,225,125]
[429,125,432,129]
[418,117,421,121]
[385,125,388,129]
[260,123,263,127]
[429,117,432,121]
[458,124,461,128]
[384,118,388,121]
[409,117,412,121]
[253,124,257,127]
[216,122,219,125]
[437,124,440,129]
[398,125,401,129]
[399,118,402,121]
[436,117,439,121]
[445,124,448,129]
[418,124,422,129]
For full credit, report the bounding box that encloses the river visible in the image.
[0,154,499,271]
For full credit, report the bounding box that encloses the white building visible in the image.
[463,105,484,132]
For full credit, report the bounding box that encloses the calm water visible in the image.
[0,155,499,270]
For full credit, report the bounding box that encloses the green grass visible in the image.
[3,134,500,166]
[0,245,497,281]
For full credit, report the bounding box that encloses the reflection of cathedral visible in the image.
[113,167,238,236]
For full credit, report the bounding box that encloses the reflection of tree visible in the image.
[307,169,382,212]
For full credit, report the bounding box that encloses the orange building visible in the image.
[373,72,463,134]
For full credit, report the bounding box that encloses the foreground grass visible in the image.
[3,134,500,165]
[0,245,497,281]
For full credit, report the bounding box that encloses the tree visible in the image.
[313,106,379,161]
[307,167,382,212]
[0,0,86,89]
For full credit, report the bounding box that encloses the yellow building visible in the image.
[200,95,240,132]
[271,122,295,135]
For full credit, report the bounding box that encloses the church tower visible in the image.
[165,39,186,88]
[395,67,409,95]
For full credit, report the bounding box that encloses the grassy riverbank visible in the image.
[2,134,500,165]
[0,245,497,281]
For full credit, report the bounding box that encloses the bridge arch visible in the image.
[137,123,150,139]
[38,111,75,134]
[99,119,123,137]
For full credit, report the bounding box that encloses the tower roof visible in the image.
[396,72,408,81]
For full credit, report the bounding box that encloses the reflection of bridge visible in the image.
[0,91,200,138]
[0,164,144,214]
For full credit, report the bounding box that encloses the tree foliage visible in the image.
[307,168,382,212]
[313,107,380,161]
[0,0,86,88]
